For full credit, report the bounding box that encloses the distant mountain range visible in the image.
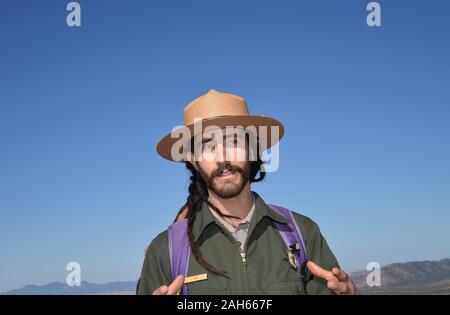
[352,258,450,295]
[2,281,137,295]
[3,258,450,295]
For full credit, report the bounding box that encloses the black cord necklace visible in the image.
[206,200,244,221]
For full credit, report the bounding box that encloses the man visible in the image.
[137,89,357,295]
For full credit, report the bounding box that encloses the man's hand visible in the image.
[307,261,359,295]
[152,275,185,295]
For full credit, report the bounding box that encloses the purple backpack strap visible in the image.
[167,204,307,295]
[268,204,308,273]
[168,219,191,295]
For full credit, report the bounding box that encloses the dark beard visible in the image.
[198,161,251,199]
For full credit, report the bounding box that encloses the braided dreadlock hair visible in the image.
[173,134,266,274]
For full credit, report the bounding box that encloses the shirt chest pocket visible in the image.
[253,251,307,295]
[264,278,306,295]
[186,274,229,295]
[187,283,228,295]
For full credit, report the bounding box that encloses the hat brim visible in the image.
[156,115,285,162]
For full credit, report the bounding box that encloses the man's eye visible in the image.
[203,142,215,151]
[226,138,237,145]
[226,138,241,148]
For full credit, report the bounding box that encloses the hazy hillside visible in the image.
[2,281,137,295]
[3,258,450,295]
[351,258,450,295]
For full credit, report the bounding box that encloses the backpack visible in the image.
[168,204,307,295]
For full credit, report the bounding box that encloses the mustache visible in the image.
[211,162,245,178]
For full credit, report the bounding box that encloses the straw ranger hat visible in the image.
[156,89,285,162]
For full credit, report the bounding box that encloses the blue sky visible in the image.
[0,0,449,292]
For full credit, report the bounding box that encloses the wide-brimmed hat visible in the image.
[156,89,285,162]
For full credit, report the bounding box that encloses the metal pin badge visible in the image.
[288,251,298,270]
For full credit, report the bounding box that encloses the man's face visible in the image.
[192,128,252,199]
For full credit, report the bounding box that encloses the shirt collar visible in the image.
[192,191,289,242]
[208,193,255,224]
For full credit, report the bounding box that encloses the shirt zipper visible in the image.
[239,246,247,265]
[213,220,248,266]
[213,220,251,293]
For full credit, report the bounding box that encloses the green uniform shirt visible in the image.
[137,192,339,295]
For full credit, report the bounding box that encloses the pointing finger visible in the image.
[307,261,335,282]
[152,285,169,295]
[168,275,185,295]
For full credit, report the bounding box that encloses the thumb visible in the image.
[167,275,185,295]
[152,285,169,295]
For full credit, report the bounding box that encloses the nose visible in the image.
[215,142,227,162]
